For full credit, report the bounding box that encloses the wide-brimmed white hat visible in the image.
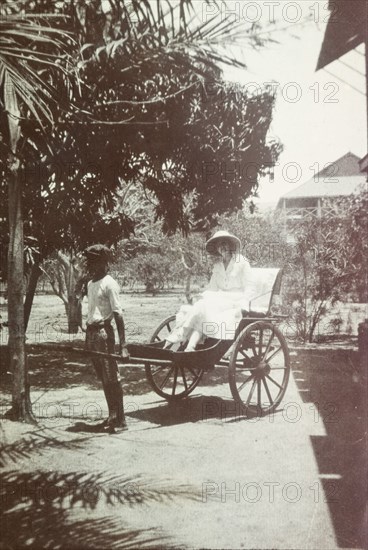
[205,230,241,255]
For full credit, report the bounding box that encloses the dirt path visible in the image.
[1,293,366,549]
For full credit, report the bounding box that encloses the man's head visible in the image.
[83,244,112,279]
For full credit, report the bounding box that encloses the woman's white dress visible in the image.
[167,255,256,343]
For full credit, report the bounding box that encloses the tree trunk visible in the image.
[308,320,317,343]
[24,261,42,331]
[185,272,193,304]
[66,295,82,334]
[7,163,35,423]
[302,265,308,343]
[56,251,83,334]
[145,281,155,294]
[308,302,325,343]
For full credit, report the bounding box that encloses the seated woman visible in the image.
[165,230,255,351]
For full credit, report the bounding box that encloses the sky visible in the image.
[201,0,367,205]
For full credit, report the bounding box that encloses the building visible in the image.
[276,152,366,226]
[316,0,367,178]
[316,0,366,72]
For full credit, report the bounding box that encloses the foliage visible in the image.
[0,3,72,149]
[113,183,210,294]
[6,77,279,259]
[0,0,281,421]
[0,1,77,422]
[283,190,368,342]
[41,251,83,332]
[342,187,368,302]
[214,206,286,267]
[0,0,281,329]
[208,195,367,344]
[117,228,211,295]
[1,0,281,261]
[184,85,281,228]
[116,203,286,295]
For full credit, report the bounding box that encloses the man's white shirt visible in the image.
[87,274,122,325]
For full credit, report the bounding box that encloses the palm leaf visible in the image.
[0,10,74,140]
[3,69,20,152]
[76,0,252,71]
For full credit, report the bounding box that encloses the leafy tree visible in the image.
[214,206,287,267]
[119,189,368,345]
[115,184,207,295]
[1,0,280,422]
[343,188,368,302]
[41,251,84,333]
[118,230,211,297]
[2,1,280,326]
[283,190,368,342]
[169,231,212,302]
[1,5,73,422]
[117,204,287,298]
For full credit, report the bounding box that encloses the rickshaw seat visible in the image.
[241,310,267,318]
[241,268,283,317]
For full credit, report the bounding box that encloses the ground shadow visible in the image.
[0,434,200,549]
[200,365,229,387]
[0,469,183,550]
[65,421,128,434]
[0,346,243,408]
[127,394,261,428]
[292,347,367,549]
[0,344,153,395]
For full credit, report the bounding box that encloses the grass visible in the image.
[1,288,189,347]
[0,289,194,399]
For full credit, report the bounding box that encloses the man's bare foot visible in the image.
[103,424,128,434]
[100,417,128,433]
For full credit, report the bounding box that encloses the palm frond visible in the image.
[1,469,200,509]
[0,11,74,138]
[1,468,176,549]
[77,0,256,71]
[0,435,88,467]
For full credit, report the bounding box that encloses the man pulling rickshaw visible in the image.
[78,233,289,431]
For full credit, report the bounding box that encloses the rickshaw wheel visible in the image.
[229,321,290,417]
[145,315,204,400]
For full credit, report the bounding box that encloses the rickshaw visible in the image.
[124,268,290,417]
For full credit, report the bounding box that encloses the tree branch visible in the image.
[39,266,67,304]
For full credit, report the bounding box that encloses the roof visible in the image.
[316,0,367,70]
[279,175,366,201]
[315,152,363,178]
[276,153,367,205]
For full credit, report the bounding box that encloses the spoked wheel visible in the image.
[145,315,204,400]
[229,321,290,417]
[149,315,176,343]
